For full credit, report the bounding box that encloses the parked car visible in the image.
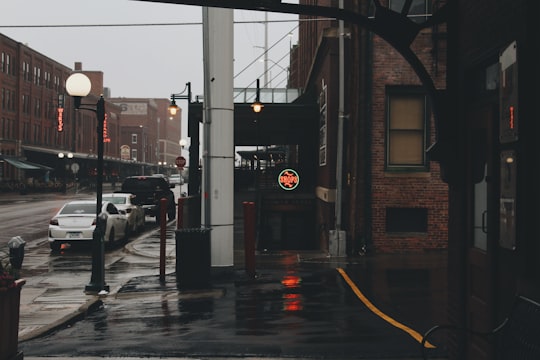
[48,200,128,251]
[102,193,145,235]
[119,175,176,221]
[169,174,183,185]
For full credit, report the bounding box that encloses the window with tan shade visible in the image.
[386,90,428,169]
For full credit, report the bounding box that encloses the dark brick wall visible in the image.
[370,17,449,252]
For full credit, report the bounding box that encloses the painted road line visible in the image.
[337,267,435,349]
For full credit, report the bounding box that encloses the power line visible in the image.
[0,18,329,29]
[234,24,298,80]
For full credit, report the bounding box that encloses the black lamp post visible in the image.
[66,72,109,294]
[168,82,197,196]
[251,79,264,246]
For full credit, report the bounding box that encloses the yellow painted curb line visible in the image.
[337,267,435,349]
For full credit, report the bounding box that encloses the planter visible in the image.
[0,279,25,360]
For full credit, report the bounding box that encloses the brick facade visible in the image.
[0,32,181,187]
[293,0,449,253]
[370,10,448,252]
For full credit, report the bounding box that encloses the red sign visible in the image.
[278,169,300,191]
[103,114,111,143]
[175,156,186,168]
[57,108,64,132]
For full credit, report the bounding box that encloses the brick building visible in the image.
[290,0,448,253]
[1,33,73,190]
[109,97,182,177]
[0,32,182,190]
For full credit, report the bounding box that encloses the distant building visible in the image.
[108,97,182,177]
[0,32,181,190]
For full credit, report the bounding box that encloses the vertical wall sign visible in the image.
[319,80,327,166]
[499,41,518,143]
[498,41,518,250]
[499,150,517,250]
[103,114,111,143]
[57,94,65,132]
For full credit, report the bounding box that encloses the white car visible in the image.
[169,174,183,185]
[48,200,128,251]
[102,192,145,235]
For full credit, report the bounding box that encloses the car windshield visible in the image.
[103,196,127,205]
[60,203,96,215]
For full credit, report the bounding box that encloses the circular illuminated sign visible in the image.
[278,169,300,191]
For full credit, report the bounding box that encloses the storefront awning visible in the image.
[1,157,53,171]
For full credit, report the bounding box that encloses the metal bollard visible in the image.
[159,198,167,283]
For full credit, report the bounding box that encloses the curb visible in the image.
[19,298,103,342]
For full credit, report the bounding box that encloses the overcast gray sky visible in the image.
[0,0,298,100]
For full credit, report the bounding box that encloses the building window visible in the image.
[386,207,428,233]
[389,0,432,23]
[54,75,60,91]
[33,66,41,85]
[131,149,138,161]
[132,134,138,144]
[8,90,15,111]
[23,122,29,141]
[5,54,10,75]
[43,71,50,88]
[386,87,428,170]
[22,94,30,114]
[34,98,41,117]
[23,62,31,81]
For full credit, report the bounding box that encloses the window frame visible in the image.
[385,86,430,172]
[388,0,432,23]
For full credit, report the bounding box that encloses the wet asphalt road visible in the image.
[19,252,447,359]
[3,189,447,359]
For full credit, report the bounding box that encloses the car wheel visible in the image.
[108,228,115,247]
[138,217,145,232]
[124,223,131,241]
[50,242,61,252]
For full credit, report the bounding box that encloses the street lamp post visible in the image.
[169,82,197,196]
[251,79,264,246]
[65,72,109,294]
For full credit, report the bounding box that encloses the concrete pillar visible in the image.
[202,7,235,271]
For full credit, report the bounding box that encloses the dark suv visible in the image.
[119,175,176,221]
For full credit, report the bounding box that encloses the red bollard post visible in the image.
[159,198,167,283]
[177,197,184,229]
[243,201,256,278]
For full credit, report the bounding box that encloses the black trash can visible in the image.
[175,228,211,288]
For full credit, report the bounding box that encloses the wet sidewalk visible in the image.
[16,221,447,359]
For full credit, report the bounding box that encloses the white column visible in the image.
[202,7,235,270]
